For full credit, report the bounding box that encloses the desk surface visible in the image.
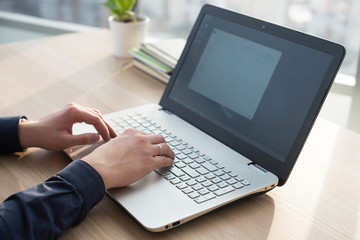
[0,30,359,240]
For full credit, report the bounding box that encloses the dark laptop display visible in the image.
[161,4,345,185]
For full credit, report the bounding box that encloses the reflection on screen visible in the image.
[188,29,282,120]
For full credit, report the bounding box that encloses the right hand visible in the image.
[83,128,174,189]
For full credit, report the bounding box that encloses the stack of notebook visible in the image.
[129,38,186,84]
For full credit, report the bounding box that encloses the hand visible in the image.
[19,103,117,151]
[83,128,175,189]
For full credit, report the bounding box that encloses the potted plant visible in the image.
[104,0,149,58]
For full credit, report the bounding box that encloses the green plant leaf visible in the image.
[114,0,135,11]
[103,0,118,11]
[104,0,137,21]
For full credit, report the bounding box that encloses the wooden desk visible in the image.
[0,30,359,240]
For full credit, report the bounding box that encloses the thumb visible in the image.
[66,133,100,146]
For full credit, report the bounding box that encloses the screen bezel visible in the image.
[159,4,345,186]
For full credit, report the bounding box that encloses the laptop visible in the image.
[66,4,345,232]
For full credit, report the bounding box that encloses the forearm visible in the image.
[0,160,105,239]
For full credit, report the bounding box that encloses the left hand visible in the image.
[18,103,117,151]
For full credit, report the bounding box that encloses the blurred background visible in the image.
[1,0,359,133]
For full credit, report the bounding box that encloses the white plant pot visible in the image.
[108,15,149,58]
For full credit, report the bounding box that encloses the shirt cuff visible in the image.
[0,116,26,153]
[55,160,105,222]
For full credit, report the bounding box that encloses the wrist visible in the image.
[18,119,39,148]
[83,156,109,189]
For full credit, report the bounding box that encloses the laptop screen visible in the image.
[160,5,345,185]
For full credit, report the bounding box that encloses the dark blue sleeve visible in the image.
[0,160,105,239]
[0,116,25,153]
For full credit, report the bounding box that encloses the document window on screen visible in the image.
[188,28,282,120]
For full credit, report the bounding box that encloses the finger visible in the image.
[151,156,174,169]
[82,106,115,139]
[91,109,117,138]
[74,109,111,141]
[153,143,175,159]
[120,128,146,137]
[64,133,100,147]
[103,119,118,138]
[147,134,166,144]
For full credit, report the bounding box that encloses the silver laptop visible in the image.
[66,4,345,232]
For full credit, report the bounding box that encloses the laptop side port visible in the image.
[172,221,180,227]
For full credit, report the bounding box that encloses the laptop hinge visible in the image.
[248,163,268,174]
[159,108,173,115]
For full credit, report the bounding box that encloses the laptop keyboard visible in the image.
[109,113,251,204]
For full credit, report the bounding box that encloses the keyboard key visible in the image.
[198,188,210,195]
[214,186,234,196]
[188,192,200,199]
[189,163,200,169]
[195,176,207,183]
[185,179,197,186]
[204,192,216,200]
[170,178,181,185]
[175,161,186,168]
[183,158,194,164]
[176,182,187,189]
[223,169,231,174]
[176,144,186,151]
[214,169,225,176]
[192,148,200,154]
[142,122,152,128]
[233,182,244,189]
[173,149,181,156]
[242,180,251,186]
[192,184,203,191]
[209,160,218,165]
[217,182,228,188]
[165,136,174,142]
[229,172,237,177]
[164,173,176,180]
[208,185,219,192]
[196,167,209,175]
[143,129,153,134]
[220,174,231,181]
[216,164,224,169]
[170,141,180,147]
[147,125,157,131]
[235,176,244,181]
[195,193,215,203]
[195,196,208,203]
[182,167,200,178]
[226,178,238,185]
[182,187,194,194]
[202,162,218,172]
[194,157,206,164]
[205,172,216,179]
[155,167,171,176]
[170,167,185,177]
[137,127,147,132]
[188,153,199,159]
[180,175,191,181]
[182,149,192,155]
[153,129,163,134]
[202,180,213,188]
[211,177,222,184]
